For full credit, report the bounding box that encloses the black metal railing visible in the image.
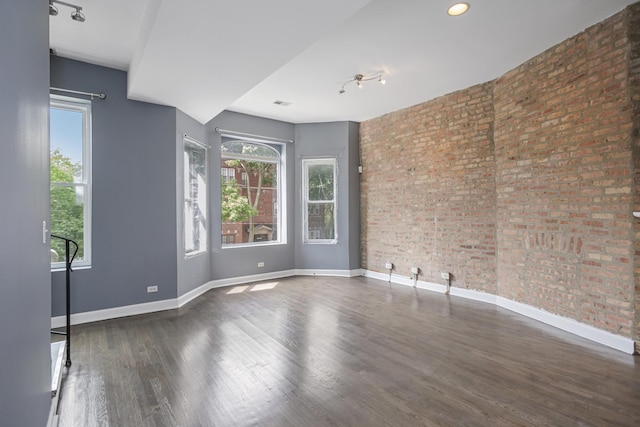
[50,234,78,367]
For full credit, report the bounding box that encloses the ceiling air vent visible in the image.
[273,100,292,107]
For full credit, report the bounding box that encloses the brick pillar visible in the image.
[628,2,640,354]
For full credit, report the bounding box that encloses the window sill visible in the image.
[222,241,286,250]
[303,240,338,245]
[185,250,208,260]
[51,265,91,273]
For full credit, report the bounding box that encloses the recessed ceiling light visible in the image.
[447,2,470,16]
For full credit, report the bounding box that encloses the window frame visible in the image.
[302,158,337,244]
[50,95,92,270]
[220,138,286,248]
[183,136,209,258]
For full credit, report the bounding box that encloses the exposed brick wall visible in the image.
[361,5,639,343]
[360,83,496,293]
[494,10,634,337]
[629,2,640,352]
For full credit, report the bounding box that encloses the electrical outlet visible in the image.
[257,262,265,268]
[440,272,450,280]
[385,262,393,270]
[147,285,158,293]
[411,267,419,275]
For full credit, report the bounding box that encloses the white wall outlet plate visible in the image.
[411,267,419,274]
[147,286,158,293]
[440,272,450,279]
[257,262,265,267]
[385,262,393,270]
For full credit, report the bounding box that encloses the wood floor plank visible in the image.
[56,276,640,426]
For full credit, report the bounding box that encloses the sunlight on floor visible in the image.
[250,282,278,292]
[226,282,278,294]
[226,285,250,294]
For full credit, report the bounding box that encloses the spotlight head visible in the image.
[447,2,470,17]
[49,4,58,16]
[71,9,85,22]
[339,89,346,94]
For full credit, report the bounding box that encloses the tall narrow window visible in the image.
[221,139,283,246]
[50,96,92,268]
[184,137,208,256]
[303,158,337,244]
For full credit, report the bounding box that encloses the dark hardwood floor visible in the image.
[55,276,640,426]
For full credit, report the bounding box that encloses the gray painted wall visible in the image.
[347,122,361,270]
[294,122,361,271]
[51,57,178,316]
[47,57,362,318]
[176,109,210,297]
[207,111,296,280]
[0,2,51,425]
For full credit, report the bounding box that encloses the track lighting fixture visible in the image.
[49,2,59,16]
[71,9,85,22]
[339,72,386,94]
[50,0,85,22]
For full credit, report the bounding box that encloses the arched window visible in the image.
[221,139,283,246]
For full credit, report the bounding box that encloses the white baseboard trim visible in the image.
[363,269,447,293]
[52,270,299,329]
[362,269,635,354]
[51,298,178,329]
[51,268,634,354]
[496,297,635,354]
[177,269,297,307]
[451,286,498,305]
[51,270,305,329]
[295,268,363,278]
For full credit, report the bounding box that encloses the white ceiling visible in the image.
[49,0,637,124]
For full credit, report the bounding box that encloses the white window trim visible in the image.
[302,158,337,244]
[221,140,286,248]
[183,136,209,259]
[50,95,92,270]
[221,167,236,184]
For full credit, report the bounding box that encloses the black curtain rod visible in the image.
[50,87,106,100]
